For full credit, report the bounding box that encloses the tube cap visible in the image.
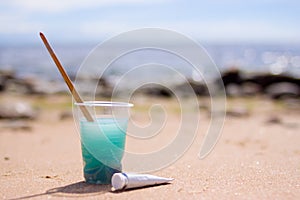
[111,173,128,190]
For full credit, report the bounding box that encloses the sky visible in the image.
[0,0,300,45]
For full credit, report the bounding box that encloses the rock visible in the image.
[138,85,173,98]
[199,104,209,111]
[241,82,262,96]
[225,83,243,97]
[40,175,58,179]
[0,69,16,92]
[226,107,250,117]
[175,80,208,96]
[74,76,113,98]
[265,82,300,99]
[22,79,68,95]
[188,81,208,96]
[246,74,300,90]
[95,85,113,98]
[5,78,34,94]
[221,68,243,86]
[265,116,282,124]
[0,76,7,92]
[4,76,68,95]
[0,102,38,120]
[0,69,15,79]
[0,121,32,131]
[59,111,73,120]
[219,70,300,97]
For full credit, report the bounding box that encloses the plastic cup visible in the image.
[74,101,133,184]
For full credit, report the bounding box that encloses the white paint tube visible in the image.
[111,173,174,191]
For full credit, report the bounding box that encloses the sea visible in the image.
[1,43,300,87]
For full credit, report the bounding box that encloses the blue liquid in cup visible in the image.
[80,118,127,184]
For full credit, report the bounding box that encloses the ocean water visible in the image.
[1,43,300,85]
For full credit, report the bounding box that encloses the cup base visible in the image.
[84,166,121,184]
[82,144,122,184]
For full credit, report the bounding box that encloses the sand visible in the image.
[0,95,299,199]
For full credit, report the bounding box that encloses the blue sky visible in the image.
[0,0,300,45]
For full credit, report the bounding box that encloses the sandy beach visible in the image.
[1,0,300,199]
[0,94,299,199]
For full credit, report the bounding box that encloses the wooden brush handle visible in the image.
[40,32,94,122]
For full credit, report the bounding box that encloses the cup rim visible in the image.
[74,101,134,107]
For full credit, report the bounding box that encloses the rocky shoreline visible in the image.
[1,69,300,98]
[1,68,300,121]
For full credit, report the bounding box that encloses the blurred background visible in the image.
[0,0,300,113]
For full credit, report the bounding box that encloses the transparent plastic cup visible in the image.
[74,101,133,184]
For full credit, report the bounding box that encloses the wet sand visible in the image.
[0,95,299,199]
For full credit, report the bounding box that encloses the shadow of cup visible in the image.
[11,181,111,200]
[46,181,111,198]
